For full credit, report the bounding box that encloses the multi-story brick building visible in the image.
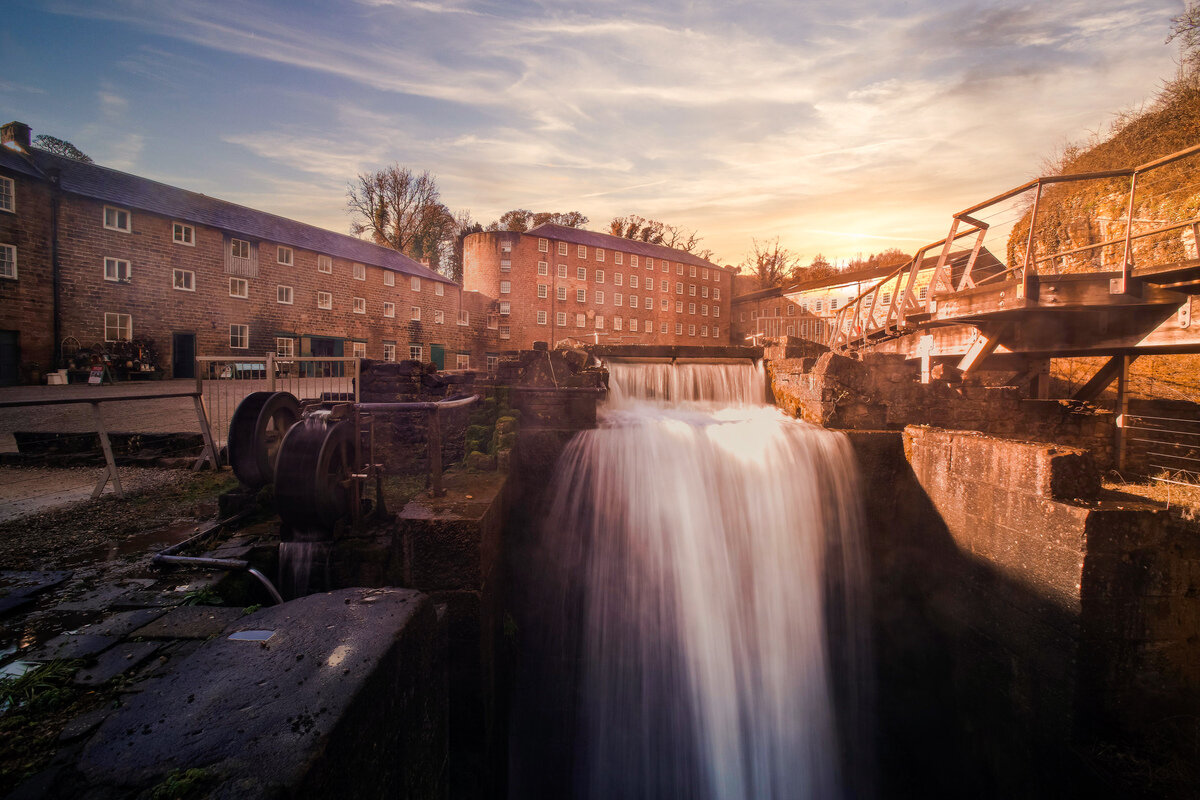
[463,225,735,349]
[0,121,500,383]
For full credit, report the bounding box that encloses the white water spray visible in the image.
[527,359,872,799]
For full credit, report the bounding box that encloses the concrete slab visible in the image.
[25,633,117,663]
[77,608,169,638]
[73,641,162,686]
[77,588,445,798]
[128,606,245,640]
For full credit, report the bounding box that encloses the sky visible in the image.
[0,1,1188,267]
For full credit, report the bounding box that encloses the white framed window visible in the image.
[645,258,653,270]
[630,275,639,289]
[595,315,604,329]
[661,298,668,311]
[500,280,512,294]
[0,176,13,213]
[411,306,421,321]
[814,300,822,313]
[645,278,654,290]
[458,309,469,326]
[674,263,681,275]
[354,297,366,314]
[575,313,585,327]
[173,269,195,291]
[229,323,249,349]
[689,265,697,277]
[539,238,549,252]
[715,271,721,282]
[104,312,132,342]
[317,255,332,274]
[499,301,511,315]
[644,296,652,309]
[434,309,444,324]
[689,325,697,336]
[410,344,423,361]
[556,311,567,326]
[595,269,605,283]
[596,248,605,262]
[703,268,709,280]
[230,238,251,260]
[676,282,683,294]
[538,261,548,275]
[614,316,623,331]
[353,341,367,358]
[630,255,639,268]
[676,323,683,335]
[882,292,892,305]
[104,257,131,283]
[353,262,366,280]
[713,306,720,318]
[173,222,194,246]
[229,277,249,298]
[500,258,510,273]
[714,287,721,300]
[499,324,511,339]
[383,343,397,362]
[577,267,586,280]
[613,273,623,286]
[487,314,499,329]
[384,271,395,286]
[411,276,421,291]
[384,302,395,318]
[689,302,696,315]
[103,205,130,232]
[595,291,604,304]
[689,284,696,296]
[630,318,638,332]
[277,246,293,265]
[276,337,295,358]
[537,310,548,325]
[614,252,623,265]
[558,264,567,278]
[702,304,709,316]
[702,286,709,298]
[577,245,586,258]
[615,293,623,307]
[318,291,332,309]
[557,287,567,301]
[436,282,444,296]
[676,300,683,313]
[712,326,719,338]
[537,284,548,299]
[702,325,708,337]
[830,298,839,310]
[919,286,928,301]
[558,242,567,255]
[576,289,586,302]
[487,354,499,373]
[456,353,470,370]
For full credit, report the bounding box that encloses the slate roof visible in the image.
[0,143,47,179]
[21,149,451,284]
[528,223,725,271]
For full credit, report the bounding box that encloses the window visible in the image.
[676,323,683,335]
[538,284,548,299]
[615,293,623,307]
[595,269,604,283]
[318,291,332,309]
[614,316,623,331]
[537,310,548,325]
[630,255,638,268]
[703,269,709,280]
[614,273,623,286]
[595,291,604,304]
[814,300,822,313]
[630,318,638,332]
[354,297,366,314]
[595,316,604,329]
[882,292,892,305]
[104,257,131,283]
[353,342,367,358]
[105,312,132,342]
[499,301,511,315]
[411,276,421,291]
[715,271,721,282]
[713,326,719,338]
[538,261,548,276]
[702,304,709,316]
[539,238,549,252]
[411,306,421,321]
[690,265,697,277]
[230,239,250,260]
[630,275,639,289]
[752,310,758,319]
[277,284,293,304]
[689,302,696,315]
[278,246,293,266]
[918,286,928,301]
[674,263,681,275]
[659,322,667,334]
[0,176,13,212]
[676,282,683,294]
[713,306,720,318]
[500,258,511,272]
[558,242,568,255]
[499,325,511,339]
[436,283,444,296]
[458,310,470,326]
[576,289,586,303]
[614,252,623,265]
[488,314,499,329]
[714,288,721,300]
[229,323,249,349]
[384,271,395,286]
[434,310,444,324]
[487,354,499,373]
[661,298,668,311]
[645,258,653,270]
[174,269,195,291]
[575,314,585,327]
[318,255,332,273]
[645,278,654,291]
[557,287,567,301]
[577,245,586,258]
[229,276,249,298]
[558,264,568,278]
[577,267,586,280]
[702,325,708,337]
[556,312,567,326]
[596,248,605,262]
[456,353,470,370]
[410,344,423,361]
[702,286,709,298]
[644,296,652,309]
[276,337,294,358]
[173,222,194,246]
[383,343,397,362]
[500,280,512,294]
[103,206,130,232]
[384,302,395,318]
[676,300,683,313]
[353,263,366,280]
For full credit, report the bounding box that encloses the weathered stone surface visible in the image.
[128,606,245,640]
[77,608,168,638]
[26,634,117,663]
[77,588,445,799]
[73,641,162,686]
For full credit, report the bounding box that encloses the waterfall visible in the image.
[514,359,873,799]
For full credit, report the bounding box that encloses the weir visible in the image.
[511,358,873,798]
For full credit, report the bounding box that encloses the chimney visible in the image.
[2,121,32,151]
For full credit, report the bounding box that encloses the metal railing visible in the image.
[1123,411,1200,493]
[825,142,1200,352]
[196,355,360,446]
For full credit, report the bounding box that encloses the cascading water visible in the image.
[513,358,872,799]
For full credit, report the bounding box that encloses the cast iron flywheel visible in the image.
[227,391,302,488]
[273,415,356,539]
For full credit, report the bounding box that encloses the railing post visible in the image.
[1021,181,1043,302]
[1115,171,1140,295]
[89,401,124,499]
[192,393,221,469]
[266,351,275,391]
[426,406,444,496]
[1115,354,1131,472]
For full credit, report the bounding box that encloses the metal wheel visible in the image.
[228,391,301,488]
[275,416,356,540]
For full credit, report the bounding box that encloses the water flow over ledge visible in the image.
[516,359,873,799]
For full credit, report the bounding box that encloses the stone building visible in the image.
[0,121,500,383]
[462,224,735,350]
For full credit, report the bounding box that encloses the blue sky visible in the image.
[1,1,1186,266]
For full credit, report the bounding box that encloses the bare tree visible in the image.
[487,209,588,231]
[609,215,714,260]
[1168,0,1200,76]
[446,210,483,283]
[346,165,455,269]
[739,238,802,289]
[32,134,92,163]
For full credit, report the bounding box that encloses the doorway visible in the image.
[0,330,18,386]
[172,333,196,379]
[429,343,445,371]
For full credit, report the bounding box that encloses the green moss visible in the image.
[149,768,215,800]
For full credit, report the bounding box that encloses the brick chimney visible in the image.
[2,121,32,151]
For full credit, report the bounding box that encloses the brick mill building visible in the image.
[0,121,501,384]
[463,226,735,350]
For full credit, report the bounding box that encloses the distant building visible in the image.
[463,225,735,350]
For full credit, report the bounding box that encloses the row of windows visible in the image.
[535,238,723,281]
[272,337,471,367]
[528,309,721,338]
